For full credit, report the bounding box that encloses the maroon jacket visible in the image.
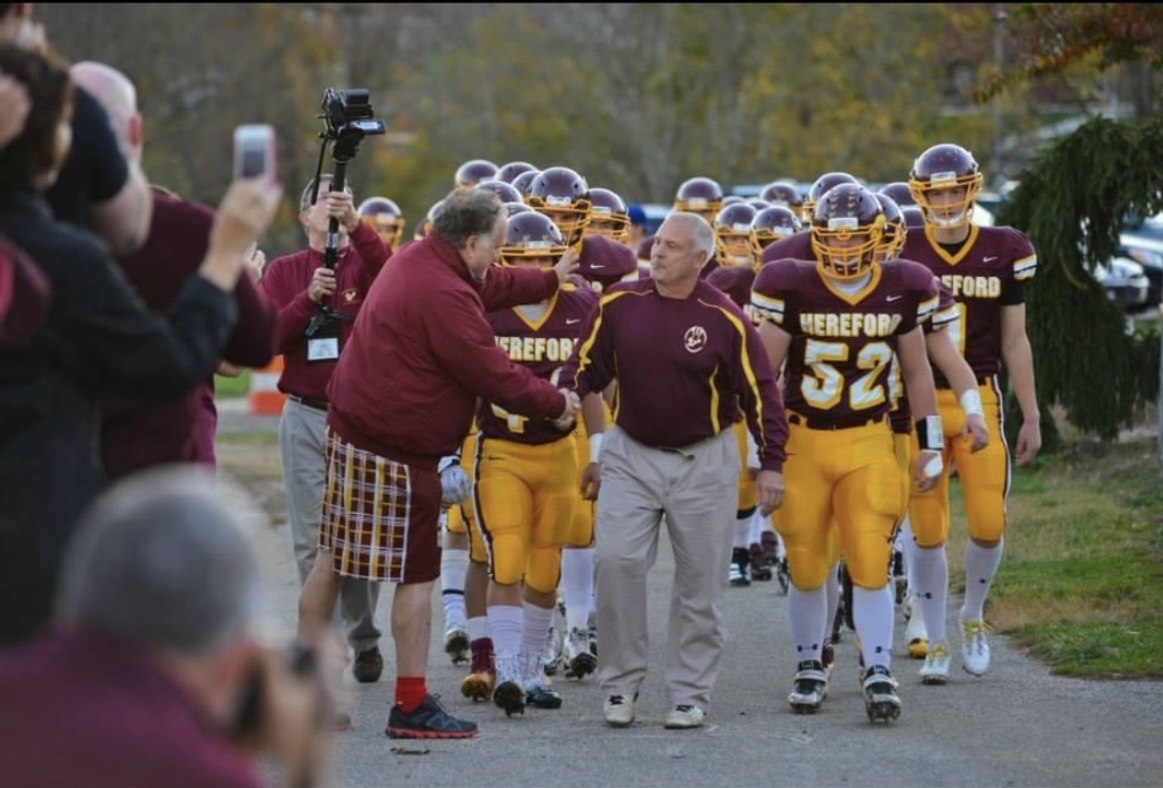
[258,221,389,401]
[101,192,278,479]
[0,234,52,347]
[0,626,263,788]
[328,234,567,470]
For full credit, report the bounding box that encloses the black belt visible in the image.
[287,394,329,412]
[938,373,994,391]
[787,412,886,431]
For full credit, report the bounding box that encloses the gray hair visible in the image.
[666,211,716,261]
[55,466,261,655]
[433,187,504,248]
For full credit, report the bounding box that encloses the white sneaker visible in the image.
[443,625,469,666]
[905,604,929,659]
[603,694,636,727]
[562,626,596,679]
[961,619,992,676]
[919,641,951,685]
[664,704,706,729]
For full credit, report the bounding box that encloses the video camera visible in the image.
[319,88,386,163]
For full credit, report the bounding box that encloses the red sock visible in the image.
[395,676,427,712]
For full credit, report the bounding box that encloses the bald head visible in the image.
[70,60,141,161]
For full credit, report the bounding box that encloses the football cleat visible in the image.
[862,665,902,723]
[919,641,951,685]
[961,619,993,676]
[788,659,829,714]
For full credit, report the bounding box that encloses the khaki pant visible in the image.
[595,425,739,711]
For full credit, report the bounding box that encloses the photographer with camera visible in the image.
[259,173,389,693]
[0,467,331,788]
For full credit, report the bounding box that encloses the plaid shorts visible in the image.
[318,427,443,584]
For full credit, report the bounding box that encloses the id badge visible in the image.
[307,336,340,362]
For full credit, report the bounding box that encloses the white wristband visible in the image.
[588,433,604,463]
[959,389,984,419]
[915,415,944,451]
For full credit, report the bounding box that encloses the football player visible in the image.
[903,143,1040,682]
[751,183,946,723]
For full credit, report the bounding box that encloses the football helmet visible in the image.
[879,181,916,208]
[511,169,540,201]
[357,196,406,248]
[673,176,724,220]
[802,172,860,223]
[476,179,523,204]
[495,160,537,184]
[500,210,567,268]
[751,206,803,255]
[454,158,499,188]
[713,203,758,268]
[759,182,805,214]
[901,205,926,229]
[503,201,533,218]
[873,192,906,260]
[908,143,983,229]
[587,187,631,243]
[526,166,592,248]
[809,184,886,280]
[413,199,445,240]
[746,198,771,212]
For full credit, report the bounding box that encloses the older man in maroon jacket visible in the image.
[297,187,580,740]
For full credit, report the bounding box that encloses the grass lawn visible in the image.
[946,437,1163,679]
[214,369,252,400]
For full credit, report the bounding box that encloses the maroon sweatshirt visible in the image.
[258,221,389,402]
[327,234,568,470]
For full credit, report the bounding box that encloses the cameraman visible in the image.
[259,175,390,689]
[0,466,330,788]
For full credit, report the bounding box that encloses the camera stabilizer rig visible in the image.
[304,89,386,352]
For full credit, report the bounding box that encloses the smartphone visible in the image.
[233,123,277,181]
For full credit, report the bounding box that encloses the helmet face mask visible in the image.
[873,192,907,261]
[586,187,630,243]
[526,166,592,248]
[500,211,567,269]
[809,184,886,281]
[908,143,983,229]
[713,203,758,268]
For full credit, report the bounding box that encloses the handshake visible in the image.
[552,389,581,431]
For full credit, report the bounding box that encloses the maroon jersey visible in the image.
[760,230,813,267]
[562,278,787,472]
[901,224,1036,387]
[752,259,939,428]
[888,273,958,433]
[480,281,599,445]
[578,235,638,292]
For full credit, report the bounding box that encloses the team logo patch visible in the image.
[342,288,360,304]
[684,325,707,353]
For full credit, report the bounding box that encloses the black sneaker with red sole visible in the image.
[386,694,478,739]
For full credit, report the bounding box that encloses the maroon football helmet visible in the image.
[750,206,803,255]
[803,171,860,223]
[527,166,592,247]
[495,161,537,184]
[759,181,805,213]
[500,210,567,268]
[722,195,746,207]
[713,203,758,268]
[809,184,886,280]
[357,196,406,248]
[476,179,523,204]
[873,192,906,260]
[673,176,724,220]
[879,181,916,208]
[908,143,983,228]
[901,205,926,229]
[503,201,533,218]
[586,187,630,243]
[511,169,541,201]
[454,158,499,188]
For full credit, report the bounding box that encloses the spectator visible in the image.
[0,3,153,255]
[0,466,331,788]
[70,60,278,480]
[0,43,282,644]
[295,186,581,740]
[258,174,389,692]
[0,232,51,346]
[561,212,787,730]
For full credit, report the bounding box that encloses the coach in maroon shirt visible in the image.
[297,187,580,739]
[562,212,787,730]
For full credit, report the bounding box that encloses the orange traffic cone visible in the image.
[248,355,286,416]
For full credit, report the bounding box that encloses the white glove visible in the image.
[438,455,471,505]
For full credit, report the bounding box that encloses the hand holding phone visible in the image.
[233,124,277,182]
